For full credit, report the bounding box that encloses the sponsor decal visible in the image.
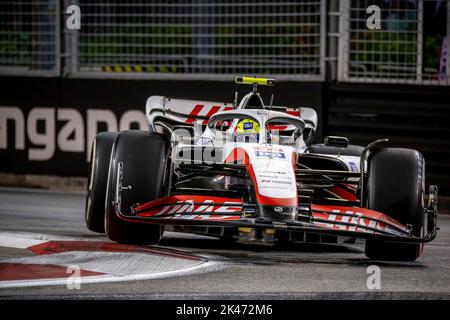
[349,162,358,172]
[243,122,253,130]
[254,150,285,159]
[267,180,291,185]
[261,170,287,175]
[260,178,292,185]
[312,206,406,235]
[136,197,243,221]
[260,174,291,180]
[0,106,147,162]
[199,137,213,146]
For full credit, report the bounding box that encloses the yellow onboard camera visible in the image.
[235,76,275,86]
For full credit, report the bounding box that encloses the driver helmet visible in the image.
[233,119,260,142]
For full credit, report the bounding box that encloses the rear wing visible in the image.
[145,95,318,143]
[146,96,233,128]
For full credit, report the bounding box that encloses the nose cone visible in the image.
[259,205,298,222]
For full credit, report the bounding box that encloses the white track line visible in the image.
[0,231,98,244]
[0,261,221,289]
[0,234,46,249]
[0,231,223,288]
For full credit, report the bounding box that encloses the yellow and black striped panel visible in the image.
[102,65,178,73]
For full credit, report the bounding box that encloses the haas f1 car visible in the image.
[85,77,438,261]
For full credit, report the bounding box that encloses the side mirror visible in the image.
[324,136,349,148]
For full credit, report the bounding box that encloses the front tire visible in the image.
[105,130,170,245]
[365,148,426,261]
[85,132,117,233]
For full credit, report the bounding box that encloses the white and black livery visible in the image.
[85,77,438,261]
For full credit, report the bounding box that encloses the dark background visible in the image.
[0,76,449,195]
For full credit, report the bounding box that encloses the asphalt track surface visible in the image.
[0,187,449,299]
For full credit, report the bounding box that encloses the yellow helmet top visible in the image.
[236,119,260,134]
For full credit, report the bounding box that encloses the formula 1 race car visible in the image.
[85,77,438,261]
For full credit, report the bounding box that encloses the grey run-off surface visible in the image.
[0,187,449,299]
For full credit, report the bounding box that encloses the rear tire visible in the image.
[105,130,170,245]
[85,132,117,233]
[365,148,426,261]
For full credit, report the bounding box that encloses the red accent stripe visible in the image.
[343,183,357,192]
[327,186,358,201]
[202,105,221,125]
[134,195,243,212]
[268,125,288,131]
[186,104,204,124]
[291,151,297,169]
[0,263,103,281]
[224,147,249,164]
